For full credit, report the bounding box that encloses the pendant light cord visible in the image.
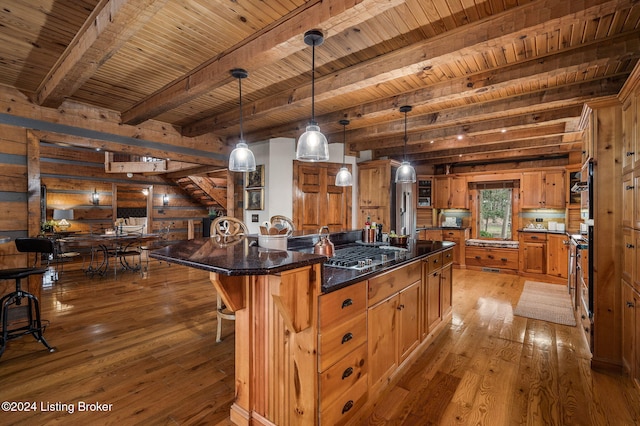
[311,43,316,123]
[238,76,244,141]
[342,123,347,166]
[403,110,408,161]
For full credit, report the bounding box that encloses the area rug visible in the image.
[514,281,576,326]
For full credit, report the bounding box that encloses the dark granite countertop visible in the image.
[149,236,326,276]
[150,232,454,294]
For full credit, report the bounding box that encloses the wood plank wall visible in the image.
[0,124,209,277]
[39,142,207,240]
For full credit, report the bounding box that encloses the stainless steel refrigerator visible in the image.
[395,182,417,239]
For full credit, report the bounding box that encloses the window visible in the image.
[478,187,513,239]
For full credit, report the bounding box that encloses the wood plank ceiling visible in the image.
[1,0,639,170]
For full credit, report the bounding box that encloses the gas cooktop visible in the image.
[324,244,408,270]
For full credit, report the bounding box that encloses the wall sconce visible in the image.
[141,188,149,196]
[162,194,169,206]
[91,189,100,205]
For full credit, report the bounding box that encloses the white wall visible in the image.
[242,138,357,234]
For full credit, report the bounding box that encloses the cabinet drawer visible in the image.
[320,375,368,426]
[442,248,454,266]
[320,281,366,330]
[319,312,367,371]
[424,252,443,274]
[368,260,421,306]
[319,342,367,410]
[465,247,518,270]
[521,233,547,242]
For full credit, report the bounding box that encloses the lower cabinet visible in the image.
[546,234,569,278]
[318,281,368,425]
[520,233,547,273]
[623,280,640,391]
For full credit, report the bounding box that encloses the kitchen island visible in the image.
[151,234,454,425]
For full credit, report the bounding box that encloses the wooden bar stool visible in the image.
[0,237,56,357]
[210,216,248,342]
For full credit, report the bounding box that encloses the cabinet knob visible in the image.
[475,256,481,260]
[341,298,353,309]
[487,254,494,259]
[626,185,635,190]
[342,400,354,414]
[627,244,635,249]
[627,151,635,157]
[501,258,508,262]
[627,301,635,308]
[341,332,353,345]
[397,304,405,311]
[342,367,354,380]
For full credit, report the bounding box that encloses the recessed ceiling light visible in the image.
[501,128,507,133]
[430,140,434,144]
[457,135,463,140]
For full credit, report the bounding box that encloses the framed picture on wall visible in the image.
[245,188,264,210]
[246,165,264,188]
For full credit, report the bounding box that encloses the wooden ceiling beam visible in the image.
[347,75,625,155]
[189,0,635,139]
[35,0,168,108]
[412,142,576,165]
[121,0,404,126]
[229,30,640,143]
[373,123,573,158]
[348,107,582,152]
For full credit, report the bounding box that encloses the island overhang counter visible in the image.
[150,236,455,425]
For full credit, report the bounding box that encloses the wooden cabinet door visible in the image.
[523,241,546,273]
[368,295,398,391]
[623,227,635,285]
[293,162,351,232]
[635,287,640,389]
[419,229,443,241]
[622,282,635,376]
[521,172,544,208]
[449,176,468,208]
[440,264,452,318]
[635,230,640,294]
[635,172,640,230]
[358,160,393,228]
[622,97,635,174]
[623,173,634,229]
[434,177,450,209]
[398,281,420,364]
[426,269,441,332]
[442,229,462,265]
[547,234,568,279]
[544,170,566,208]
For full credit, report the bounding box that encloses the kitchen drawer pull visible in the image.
[342,367,354,380]
[627,151,635,157]
[342,400,354,414]
[433,258,439,264]
[341,298,353,309]
[627,244,635,249]
[341,332,353,344]
[475,255,481,260]
[531,236,539,240]
[626,185,635,190]
[627,301,635,308]
[501,258,508,262]
[397,304,405,311]
[487,254,494,259]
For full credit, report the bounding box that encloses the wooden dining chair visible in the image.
[269,215,295,236]
[210,216,248,342]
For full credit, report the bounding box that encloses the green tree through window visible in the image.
[479,188,512,239]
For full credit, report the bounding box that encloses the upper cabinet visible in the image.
[417,177,432,208]
[358,159,398,229]
[622,96,639,174]
[434,176,468,209]
[521,170,565,209]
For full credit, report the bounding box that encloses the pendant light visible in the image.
[395,105,416,183]
[335,119,353,186]
[296,29,329,162]
[228,68,256,172]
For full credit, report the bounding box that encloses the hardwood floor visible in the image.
[0,263,638,425]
